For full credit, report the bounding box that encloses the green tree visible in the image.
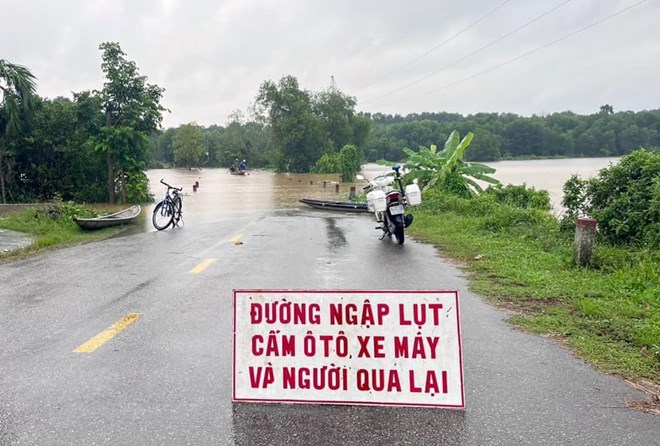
[15,97,99,201]
[255,75,327,172]
[149,127,176,167]
[223,111,251,165]
[173,123,206,168]
[0,59,37,203]
[95,42,166,203]
[314,86,371,150]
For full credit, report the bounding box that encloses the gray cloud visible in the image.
[2,0,657,128]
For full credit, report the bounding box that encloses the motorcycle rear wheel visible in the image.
[392,215,405,244]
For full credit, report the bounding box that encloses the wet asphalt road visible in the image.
[0,208,658,445]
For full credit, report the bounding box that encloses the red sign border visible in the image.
[232,289,465,409]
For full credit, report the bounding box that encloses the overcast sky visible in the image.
[2,0,657,128]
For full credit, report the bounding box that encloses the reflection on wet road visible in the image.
[325,217,347,252]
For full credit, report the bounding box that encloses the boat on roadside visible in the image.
[73,205,141,230]
[299,198,369,213]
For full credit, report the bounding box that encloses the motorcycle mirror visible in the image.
[356,175,365,181]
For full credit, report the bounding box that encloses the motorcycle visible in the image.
[357,164,421,245]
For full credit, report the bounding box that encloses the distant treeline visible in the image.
[362,106,660,162]
[150,106,660,171]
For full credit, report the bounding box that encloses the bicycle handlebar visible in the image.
[160,178,182,192]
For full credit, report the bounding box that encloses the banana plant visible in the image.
[402,130,500,196]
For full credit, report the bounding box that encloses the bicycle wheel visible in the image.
[152,200,174,230]
[172,195,183,225]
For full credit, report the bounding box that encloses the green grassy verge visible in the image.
[0,203,134,262]
[409,191,659,386]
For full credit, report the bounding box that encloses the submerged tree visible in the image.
[0,59,37,203]
[173,123,206,168]
[255,75,370,173]
[255,75,327,172]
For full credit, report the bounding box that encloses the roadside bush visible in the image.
[32,202,97,231]
[50,202,98,220]
[310,145,363,182]
[310,153,341,174]
[562,148,660,248]
[483,184,552,211]
[339,145,363,182]
[421,186,559,252]
[560,174,589,233]
[125,171,154,204]
[421,189,497,217]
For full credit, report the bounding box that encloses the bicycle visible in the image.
[152,179,183,230]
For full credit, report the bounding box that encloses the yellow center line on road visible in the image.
[73,313,142,354]
[190,258,216,273]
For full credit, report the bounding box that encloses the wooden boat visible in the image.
[73,205,141,230]
[229,170,248,176]
[299,198,370,213]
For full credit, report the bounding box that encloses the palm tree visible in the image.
[0,59,37,203]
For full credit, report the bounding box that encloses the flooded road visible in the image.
[143,168,370,231]
[1,160,657,446]
[142,157,617,231]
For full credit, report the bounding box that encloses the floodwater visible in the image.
[142,169,365,231]
[483,157,619,215]
[141,157,619,231]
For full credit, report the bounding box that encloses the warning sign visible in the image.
[232,290,464,408]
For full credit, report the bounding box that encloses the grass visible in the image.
[409,191,660,387]
[0,202,135,262]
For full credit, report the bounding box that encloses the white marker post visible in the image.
[233,290,464,408]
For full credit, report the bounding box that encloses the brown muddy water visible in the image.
[483,157,619,216]
[136,158,618,232]
[141,168,370,232]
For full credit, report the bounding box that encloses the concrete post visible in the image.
[574,217,597,266]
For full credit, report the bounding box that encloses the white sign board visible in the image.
[233,290,464,408]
